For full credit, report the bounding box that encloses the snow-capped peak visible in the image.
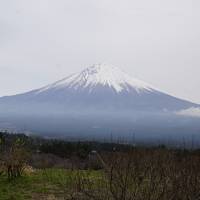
[37,64,154,93]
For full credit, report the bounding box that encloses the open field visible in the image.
[0,169,101,200]
[0,132,200,200]
[0,169,71,200]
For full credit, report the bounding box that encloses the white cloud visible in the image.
[176,107,200,118]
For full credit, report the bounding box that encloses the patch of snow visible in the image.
[36,64,154,94]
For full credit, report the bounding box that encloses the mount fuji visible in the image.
[0,64,199,141]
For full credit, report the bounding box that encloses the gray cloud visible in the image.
[176,107,200,118]
[0,0,200,103]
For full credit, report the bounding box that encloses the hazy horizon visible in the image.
[1,0,200,104]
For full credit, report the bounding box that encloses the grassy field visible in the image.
[0,169,100,200]
[0,132,199,200]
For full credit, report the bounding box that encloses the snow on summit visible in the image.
[38,64,154,93]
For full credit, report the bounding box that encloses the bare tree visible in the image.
[0,137,29,180]
[71,148,200,200]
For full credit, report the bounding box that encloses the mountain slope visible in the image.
[0,64,197,111]
[0,64,199,140]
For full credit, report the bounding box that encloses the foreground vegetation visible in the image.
[0,132,200,200]
[0,168,101,200]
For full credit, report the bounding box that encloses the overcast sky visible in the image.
[0,0,200,103]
